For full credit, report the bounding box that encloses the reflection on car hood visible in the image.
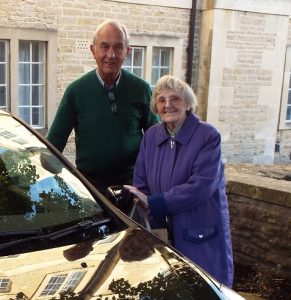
[0,227,237,300]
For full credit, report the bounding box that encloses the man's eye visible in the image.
[114,45,124,52]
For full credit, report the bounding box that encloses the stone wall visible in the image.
[226,163,291,278]
[1,0,291,164]
[198,2,291,164]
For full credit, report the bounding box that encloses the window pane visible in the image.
[40,275,66,296]
[19,86,30,105]
[151,47,172,87]
[32,64,44,84]
[19,64,30,84]
[32,107,44,126]
[0,42,5,62]
[32,85,44,105]
[0,86,6,106]
[286,106,291,120]
[123,47,144,78]
[0,64,5,84]
[18,41,46,128]
[161,68,170,77]
[124,52,132,66]
[122,66,131,72]
[289,74,291,88]
[19,42,30,62]
[161,50,170,66]
[0,40,7,109]
[32,42,44,62]
[151,69,160,85]
[133,69,142,77]
[19,107,30,123]
[133,49,143,66]
[288,91,291,104]
[152,49,160,66]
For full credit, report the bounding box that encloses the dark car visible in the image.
[0,109,245,300]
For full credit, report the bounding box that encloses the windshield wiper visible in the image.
[0,229,43,237]
[0,218,111,252]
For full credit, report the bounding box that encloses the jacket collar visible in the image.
[155,113,200,146]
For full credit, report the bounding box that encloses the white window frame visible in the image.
[0,40,8,110]
[0,28,57,133]
[39,271,86,297]
[129,33,184,86]
[61,271,86,292]
[286,73,291,121]
[18,41,46,128]
[40,274,67,296]
[279,45,291,129]
[0,278,12,293]
[151,47,173,89]
[123,46,145,78]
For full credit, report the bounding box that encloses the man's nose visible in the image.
[106,47,116,58]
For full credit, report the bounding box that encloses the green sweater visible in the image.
[47,69,157,186]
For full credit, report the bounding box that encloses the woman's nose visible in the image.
[164,99,172,107]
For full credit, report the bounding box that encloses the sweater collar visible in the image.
[155,113,200,146]
[95,69,121,90]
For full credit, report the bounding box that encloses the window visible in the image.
[123,47,144,78]
[151,47,172,88]
[0,28,57,132]
[279,45,291,128]
[286,73,291,121]
[19,41,46,128]
[0,278,12,293]
[0,40,8,110]
[122,34,181,89]
[61,271,86,292]
[40,275,67,296]
[40,271,86,296]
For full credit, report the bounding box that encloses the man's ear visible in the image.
[125,46,131,57]
[90,44,95,56]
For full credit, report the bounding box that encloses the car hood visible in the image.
[0,226,236,300]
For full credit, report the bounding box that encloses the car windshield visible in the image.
[0,113,105,233]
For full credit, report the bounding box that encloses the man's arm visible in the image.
[47,88,76,152]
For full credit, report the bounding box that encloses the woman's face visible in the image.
[155,89,190,130]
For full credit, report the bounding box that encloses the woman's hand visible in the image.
[123,185,149,209]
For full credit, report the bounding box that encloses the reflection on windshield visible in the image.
[0,115,103,232]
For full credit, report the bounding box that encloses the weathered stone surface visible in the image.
[225,163,291,278]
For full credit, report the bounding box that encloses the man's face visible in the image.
[90,24,130,83]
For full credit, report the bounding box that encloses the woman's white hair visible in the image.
[150,75,197,114]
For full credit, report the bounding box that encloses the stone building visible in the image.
[0,0,291,164]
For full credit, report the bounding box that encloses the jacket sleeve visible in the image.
[149,130,225,217]
[133,135,151,195]
[47,87,76,152]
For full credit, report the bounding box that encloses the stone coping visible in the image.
[225,163,291,208]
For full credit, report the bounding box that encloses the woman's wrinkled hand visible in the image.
[123,185,149,209]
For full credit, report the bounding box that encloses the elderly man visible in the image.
[48,20,157,195]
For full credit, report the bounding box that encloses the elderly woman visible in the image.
[124,75,233,287]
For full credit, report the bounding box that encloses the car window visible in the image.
[0,114,105,233]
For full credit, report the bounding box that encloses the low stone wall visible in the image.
[225,163,291,278]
